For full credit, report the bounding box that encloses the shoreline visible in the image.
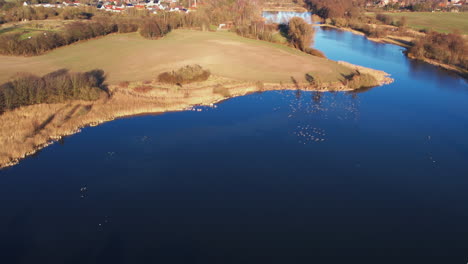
[318,24,468,79]
[0,69,392,170]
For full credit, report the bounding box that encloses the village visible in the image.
[20,0,468,14]
[22,0,199,13]
[368,0,467,10]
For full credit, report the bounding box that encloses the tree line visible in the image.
[0,69,108,114]
[0,14,178,55]
[304,0,366,19]
[408,31,468,70]
[1,0,329,58]
[0,5,97,24]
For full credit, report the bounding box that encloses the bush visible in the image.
[256,81,264,91]
[305,47,326,58]
[158,65,211,84]
[343,71,378,90]
[212,85,230,97]
[376,14,393,25]
[361,25,387,38]
[0,69,108,114]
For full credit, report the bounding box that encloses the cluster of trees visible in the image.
[236,16,324,57]
[304,0,393,38]
[376,13,407,28]
[326,16,388,38]
[235,21,279,42]
[304,0,366,19]
[0,69,107,114]
[0,20,119,55]
[0,14,179,55]
[198,0,263,26]
[139,18,171,39]
[409,31,468,70]
[0,5,96,24]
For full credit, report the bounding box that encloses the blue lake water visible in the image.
[1,13,468,264]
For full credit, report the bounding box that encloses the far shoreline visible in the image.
[317,24,468,79]
[0,66,392,170]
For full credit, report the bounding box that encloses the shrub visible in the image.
[256,81,264,91]
[212,85,230,97]
[376,14,393,25]
[305,47,326,58]
[343,71,378,90]
[361,25,387,38]
[119,81,130,88]
[157,65,211,84]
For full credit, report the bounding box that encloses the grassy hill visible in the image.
[0,29,355,85]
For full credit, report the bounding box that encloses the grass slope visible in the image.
[0,29,354,85]
[383,12,468,34]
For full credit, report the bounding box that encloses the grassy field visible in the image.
[0,20,68,39]
[0,29,356,84]
[382,12,468,34]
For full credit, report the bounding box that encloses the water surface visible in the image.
[1,13,468,264]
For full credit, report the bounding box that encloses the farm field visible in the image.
[0,29,355,85]
[382,12,468,34]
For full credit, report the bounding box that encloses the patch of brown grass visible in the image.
[119,81,130,88]
[212,85,230,97]
[133,85,153,93]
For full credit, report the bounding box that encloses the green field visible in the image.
[0,20,67,39]
[0,26,57,39]
[0,29,355,84]
[383,12,468,34]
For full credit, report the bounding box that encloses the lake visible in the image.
[1,12,467,264]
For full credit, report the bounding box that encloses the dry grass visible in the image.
[0,68,391,169]
[0,29,358,85]
[133,85,153,93]
[118,81,130,88]
[212,85,230,97]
